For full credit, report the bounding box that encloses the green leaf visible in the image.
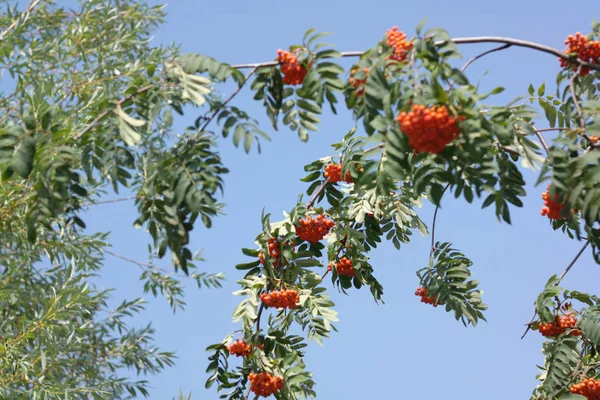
[11,135,36,178]
[538,82,546,97]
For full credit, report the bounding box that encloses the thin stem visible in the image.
[199,67,258,132]
[231,37,600,72]
[430,183,451,258]
[533,129,551,156]
[84,196,138,206]
[306,181,329,210]
[448,44,512,90]
[521,240,590,340]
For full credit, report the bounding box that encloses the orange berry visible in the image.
[295,215,335,243]
[248,371,284,397]
[324,163,352,184]
[334,256,355,277]
[260,289,300,309]
[385,26,414,62]
[540,185,575,220]
[397,105,461,154]
[277,49,310,85]
[227,339,252,357]
[559,32,600,76]
[414,287,439,307]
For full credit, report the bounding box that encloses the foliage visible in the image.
[2,0,600,399]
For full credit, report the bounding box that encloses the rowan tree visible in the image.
[1,1,600,400]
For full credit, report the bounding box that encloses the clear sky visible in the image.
[80,0,600,398]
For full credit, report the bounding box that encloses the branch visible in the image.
[231,37,600,72]
[73,83,155,140]
[448,44,512,90]
[533,129,551,156]
[521,240,590,340]
[0,0,44,42]
[84,196,138,206]
[199,67,258,132]
[430,183,451,258]
[306,180,329,210]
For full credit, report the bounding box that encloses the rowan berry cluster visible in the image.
[258,239,294,268]
[277,49,309,85]
[560,32,600,76]
[570,378,600,400]
[227,339,252,357]
[260,289,299,309]
[334,257,356,276]
[248,371,284,397]
[541,185,575,220]
[295,215,335,243]
[415,287,438,307]
[385,26,414,62]
[324,163,352,184]
[349,67,369,96]
[397,104,461,154]
[538,313,580,337]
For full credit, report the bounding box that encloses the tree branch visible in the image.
[0,0,45,42]
[199,68,258,132]
[231,37,600,72]
[448,44,512,90]
[521,240,590,340]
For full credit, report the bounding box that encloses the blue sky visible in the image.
[81,0,600,398]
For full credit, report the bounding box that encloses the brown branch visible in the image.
[521,240,590,340]
[73,84,155,140]
[533,129,551,156]
[84,196,138,206]
[448,44,512,90]
[306,180,329,210]
[231,37,600,72]
[200,68,258,132]
[429,183,451,258]
[0,0,45,42]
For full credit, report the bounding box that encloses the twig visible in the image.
[73,84,155,140]
[84,196,138,206]
[429,183,451,258]
[231,37,600,72]
[448,44,512,90]
[521,240,590,339]
[104,249,156,269]
[533,129,551,156]
[306,181,329,210]
[0,0,44,42]
[199,68,258,132]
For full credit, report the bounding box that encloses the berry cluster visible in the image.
[560,33,600,76]
[570,378,600,400]
[324,163,352,184]
[538,314,581,337]
[258,239,294,268]
[248,371,284,397]
[295,215,335,243]
[260,289,299,309]
[334,257,356,276]
[277,49,309,85]
[541,185,575,220]
[397,104,462,154]
[385,26,414,62]
[227,339,252,358]
[349,67,369,96]
[415,287,438,307]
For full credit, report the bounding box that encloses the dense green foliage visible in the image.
[1,1,600,399]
